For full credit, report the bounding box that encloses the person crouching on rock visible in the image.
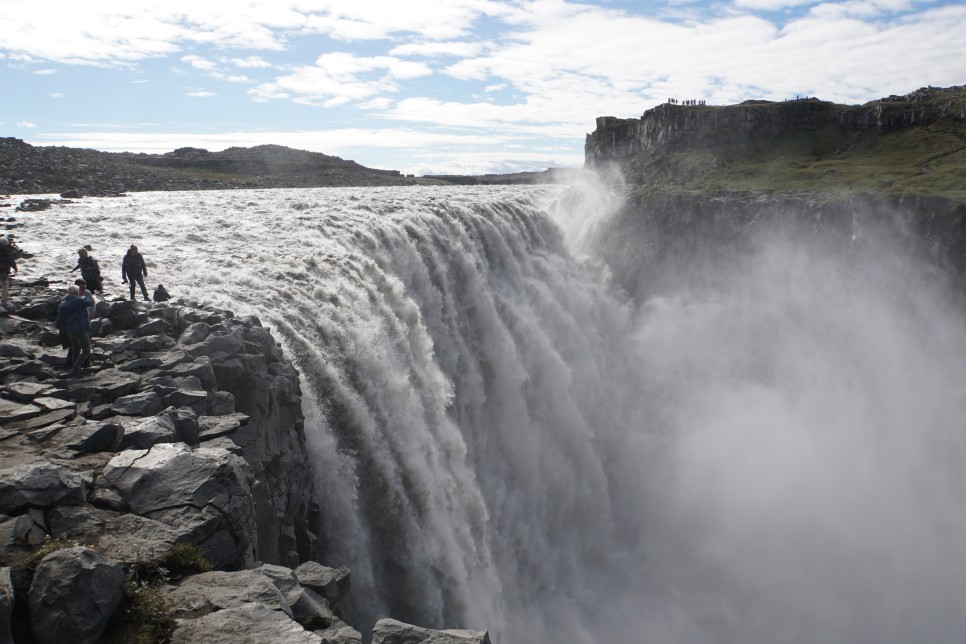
[71,247,103,295]
[57,284,92,377]
[153,283,171,302]
[122,244,150,301]
[0,236,17,309]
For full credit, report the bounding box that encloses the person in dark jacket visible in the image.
[122,244,150,301]
[57,285,92,376]
[0,237,17,308]
[153,284,171,302]
[71,248,103,294]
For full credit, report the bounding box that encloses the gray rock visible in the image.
[179,322,211,344]
[294,562,351,619]
[49,506,188,564]
[0,567,12,644]
[163,389,208,412]
[135,318,171,337]
[2,381,54,402]
[0,398,42,422]
[98,443,257,568]
[316,621,363,644]
[197,413,250,441]
[0,512,45,552]
[32,396,75,413]
[207,391,236,415]
[50,421,123,453]
[118,357,163,372]
[370,619,491,644]
[171,407,200,444]
[170,602,321,644]
[111,390,163,416]
[119,413,178,450]
[128,334,175,352]
[28,546,125,644]
[254,564,334,626]
[168,570,292,619]
[0,462,89,514]
[3,408,74,432]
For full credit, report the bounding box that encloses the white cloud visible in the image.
[389,41,486,58]
[732,0,816,10]
[230,55,273,68]
[18,121,37,128]
[34,68,57,75]
[181,54,217,70]
[50,92,63,98]
[252,52,432,107]
[187,90,216,97]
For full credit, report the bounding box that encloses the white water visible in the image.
[9,185,966,643]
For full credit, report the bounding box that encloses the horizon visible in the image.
[1,1,964,176]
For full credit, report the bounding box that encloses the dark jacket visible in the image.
[122,251,147,279]
[57,295,92,333]
[0,244,16,275]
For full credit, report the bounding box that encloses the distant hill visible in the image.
[585,85,966,204]
[0,141,417,195]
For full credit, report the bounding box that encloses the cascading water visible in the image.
[13,184,966,643]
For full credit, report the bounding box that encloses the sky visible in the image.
[0,1,964,176]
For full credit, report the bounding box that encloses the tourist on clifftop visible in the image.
[71,247,103,295]
[0,237,17,309]
[122,244,150,301]
[57,284,92,377]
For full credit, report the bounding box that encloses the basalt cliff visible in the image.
[582,86,966,300]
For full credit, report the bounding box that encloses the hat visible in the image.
[75,278,86,285]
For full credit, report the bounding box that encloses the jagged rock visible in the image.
[197,413,249,441]
[163,389,208,412]
[128,334,175,352]
[48,506,187,563]
[254,563,335,626]
[98,443,257,568]
[0,462,89,514]
[32,396,75,413]
[79,367,140,401]
[0,567,12,643]
[14,298,58,320]
[171,407,200,444]
[294,562,351,621]
[316,621,363,644]
[168,357,217,390]
[2,381,54,401]
[0,511,45,552]
[370,619,491,644]
[3,408,74,432]
[179,322,212,344]
[118,413,177,450]
[170,602,322,644]
[207,391,236,415]
[111,390,163,417]
[167,569,292,619]
[28,546,125,644]
[135,318,170,337]
[50,421,123,453]
[118,356,163,372]
[0,399,42,422]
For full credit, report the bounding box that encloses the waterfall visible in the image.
[17,184,966,643]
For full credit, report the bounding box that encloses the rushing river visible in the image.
[9,185,966,643]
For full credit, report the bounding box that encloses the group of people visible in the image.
[56,243,171,377]
[667,98,706,106]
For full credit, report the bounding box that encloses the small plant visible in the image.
[123,578,171,644]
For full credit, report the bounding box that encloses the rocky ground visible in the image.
[0,253,491,641]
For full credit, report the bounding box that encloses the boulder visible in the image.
[254,563,335,626]
[119,413,178,450]
[2,381,53,401]
[111,390,163,417]
[50,421,123,453]
[98,443,257,568]
[316,621,363,644]
[0,462,89,514]
[370,619,491,644]
[28,546,125,644]
[170,602,321,644]
[294,562,351,620]
[179,322,212,344]
[0,399,42,423]
[167,570,292,619]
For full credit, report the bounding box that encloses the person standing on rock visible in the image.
[71,247,103,295]
[121,244,150,301]
[57,284,92,377]
[65,278,96,369]
[0,236,17,308]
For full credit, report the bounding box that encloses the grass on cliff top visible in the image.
[632,115,966,204]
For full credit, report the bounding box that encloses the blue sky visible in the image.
[1,0,963,175]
